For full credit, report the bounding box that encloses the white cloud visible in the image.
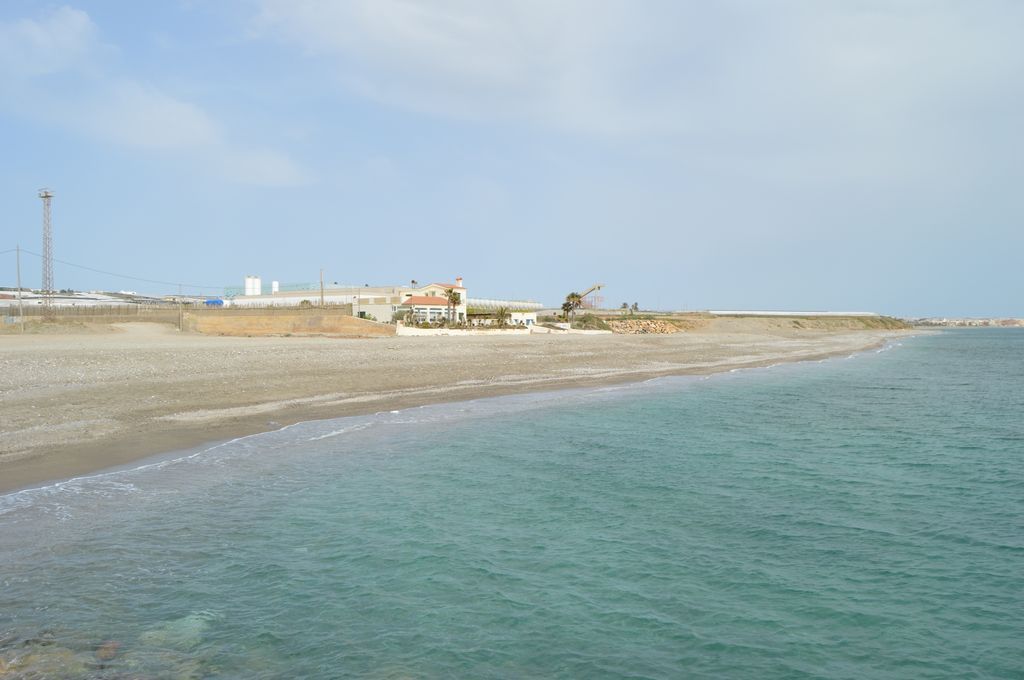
[252,0,1024,184]
[252,0,641,133]
[0,5,307,187]
[217,147,308,187]
[0,5,98,77]
[82,81,221,150]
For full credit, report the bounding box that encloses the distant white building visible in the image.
[0,290,139,308]
[223,276,541,325]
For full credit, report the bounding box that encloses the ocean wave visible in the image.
[0,337,913,516]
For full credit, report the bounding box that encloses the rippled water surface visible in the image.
[1,330,1022,678]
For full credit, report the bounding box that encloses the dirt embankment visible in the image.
[183,309,394,337]
[697,316,911,332]
[606,315,909,335]
[2,309,395,338]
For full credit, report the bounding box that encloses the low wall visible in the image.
[396,325,530,336]
[3,307,180,325]
[184,309,394,337]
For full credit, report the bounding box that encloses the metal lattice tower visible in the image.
[38,188,54,314]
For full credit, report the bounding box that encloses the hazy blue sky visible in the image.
[2,1,1022,316]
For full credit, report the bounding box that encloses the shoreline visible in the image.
[0,325,907,495]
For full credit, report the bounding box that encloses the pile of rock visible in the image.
[608,319,680,334]
[0,615,219,678]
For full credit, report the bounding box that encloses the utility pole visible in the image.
[178,283,183,332]
[319,268,325,307]
[15,244,24,333]
[38,188,54,318]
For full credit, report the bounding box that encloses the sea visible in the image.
[1,329,1021,679]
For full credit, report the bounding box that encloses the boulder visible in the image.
[139,612,219,651]
[95,639,121,662]
[3,646,89,678]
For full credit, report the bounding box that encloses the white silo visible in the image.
[271,280,280,294]
[244,275,262,296]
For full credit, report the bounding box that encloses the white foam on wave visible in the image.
[0,422,308,517]
[874,338,906,354]
[307,422,374,441]
[1,391,620,520]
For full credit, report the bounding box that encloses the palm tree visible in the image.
[565,292,583,326]
[621,302,629,316]
[495,307,510,328]
[631,302,639,313]
[444,288,462,325]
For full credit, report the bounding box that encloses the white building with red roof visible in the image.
[399,278,467,324]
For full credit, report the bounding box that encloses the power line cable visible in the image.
[15,248,225,291]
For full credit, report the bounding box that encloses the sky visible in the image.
[1,1,1022,317]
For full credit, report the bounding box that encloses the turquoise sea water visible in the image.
[1,330,1022,678]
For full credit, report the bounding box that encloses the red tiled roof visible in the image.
[401,296,452,306]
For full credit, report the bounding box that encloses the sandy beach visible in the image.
[0,319,904,493]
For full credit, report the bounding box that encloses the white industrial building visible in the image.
[222,276,542,326]
[0,289,147,308]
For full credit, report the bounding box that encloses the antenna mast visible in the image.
[38,188,54,316]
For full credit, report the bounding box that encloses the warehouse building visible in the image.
[222,276,541,325]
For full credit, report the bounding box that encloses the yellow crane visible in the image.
[579,283,604,301]
[577,283,604,309]
[563,284,605,321]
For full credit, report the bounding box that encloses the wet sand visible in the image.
[0,320,904,493]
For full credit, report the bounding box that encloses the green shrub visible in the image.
[573,313,611,330]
